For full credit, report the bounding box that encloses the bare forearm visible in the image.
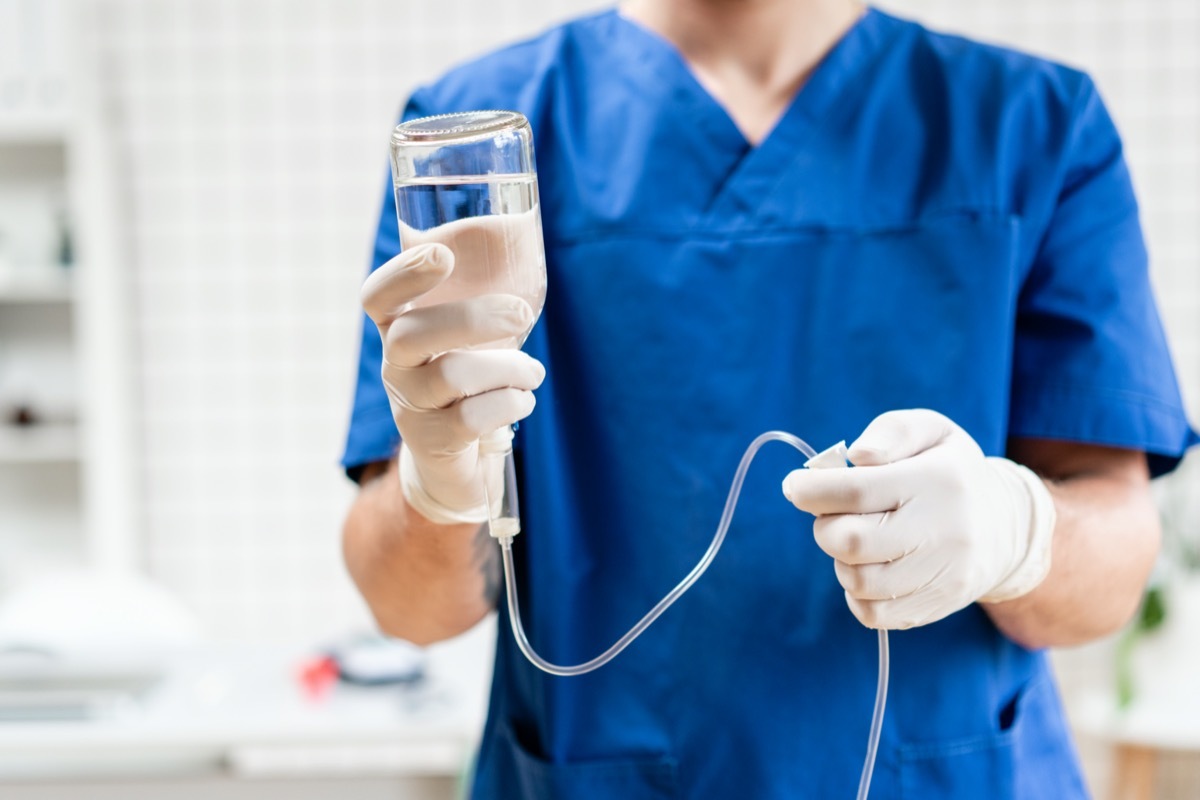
[983,440,1160,650]
[342,459,500,645]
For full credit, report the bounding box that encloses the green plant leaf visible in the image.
[1138,586,1166,633]
[1115,586,1169,709]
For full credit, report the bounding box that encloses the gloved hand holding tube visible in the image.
[782,409,1057,630]
[360,241,545,526]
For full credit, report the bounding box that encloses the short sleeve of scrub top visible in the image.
[1008,76,1195,475]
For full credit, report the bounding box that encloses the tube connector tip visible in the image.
[804,441,850,470]
[489,517,521,539]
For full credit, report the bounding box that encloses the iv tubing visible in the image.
[491,431,889,800]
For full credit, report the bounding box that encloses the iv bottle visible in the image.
[390,111,547,535]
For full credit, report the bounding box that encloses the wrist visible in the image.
[979,457,1056,603]
[403,443,506,525]
[399,443,493,525]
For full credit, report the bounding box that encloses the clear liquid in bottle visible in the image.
[395,174,547,349]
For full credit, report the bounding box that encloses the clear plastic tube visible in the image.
[489,431,889,800]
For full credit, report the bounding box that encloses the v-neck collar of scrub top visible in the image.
[600,6,897,231]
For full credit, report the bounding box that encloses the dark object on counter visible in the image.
[332,635,426,686]
[7,405,39,427]
[57,210,74,268]
[297,636,425,703]
[305,634,427,688]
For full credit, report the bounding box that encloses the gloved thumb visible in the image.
[361,242,455,326]
[847,409,957,466]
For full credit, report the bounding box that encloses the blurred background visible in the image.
[0,1,1196,798]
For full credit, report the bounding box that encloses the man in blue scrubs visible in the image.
[342,1,1196,797]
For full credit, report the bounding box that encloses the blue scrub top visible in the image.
[344,8,1197,799]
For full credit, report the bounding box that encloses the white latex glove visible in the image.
[782,409,1056,630]
[361,242,545,525]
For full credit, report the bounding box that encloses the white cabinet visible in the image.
[0,0,139,591]
[0,0,81,589]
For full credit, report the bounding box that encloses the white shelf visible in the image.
[0,424,80,464]
[1,0,141,576]
[0,271,74,303]
[0,118,70,145]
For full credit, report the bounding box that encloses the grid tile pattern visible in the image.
[92,1,1198,649]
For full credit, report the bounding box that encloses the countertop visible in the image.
[0,620,495,781]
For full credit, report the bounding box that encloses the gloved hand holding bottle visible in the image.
[782,409,1057,630]
[360,241,545,526]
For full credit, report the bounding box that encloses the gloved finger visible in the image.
[844,590,959,630]
[361,243,454,326]
[782,465,911,516]
[455,387,537,440]
[384,350,545,411]
[834,559,925,601]
[401,388,537,452]
[847,408,957,466]
[813,512,910,565]
[383,294,534,367]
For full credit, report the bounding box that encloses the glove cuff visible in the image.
[979,457,1057,603]
[399,443,492,526]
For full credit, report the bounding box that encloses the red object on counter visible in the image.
[297,655,339,703]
